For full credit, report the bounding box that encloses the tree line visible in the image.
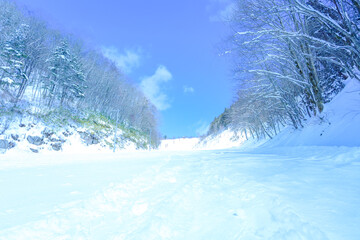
[209,0,360,139]
[0,0,159,144]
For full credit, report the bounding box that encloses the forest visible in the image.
[208,0,360,139]
[0,0,159,145]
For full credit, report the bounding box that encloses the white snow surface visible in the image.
[159,138,200,151]
[158,131,246,151]
[264,78,360,147]
[197,129,247,150]
[0,148,359,239]
[0,79,360,239]
[0,116,138,155]
[1,77,14,85]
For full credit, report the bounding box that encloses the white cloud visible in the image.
[101,46,141,74]
[140,65,172,111]
[183,86,195,94]
[208,0,236,22]
[195,121,210,136]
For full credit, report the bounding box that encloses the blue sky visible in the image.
[15,0,235,138]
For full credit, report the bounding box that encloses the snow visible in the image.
[196,77,360,150]
[0,114,139,155]
[263,77,360,147]
[0,148,359,239]
[158,131,246,151]
[1,78,360,238]
[1,77,14,85]
[197,129,247,150]
[159,138,200,151]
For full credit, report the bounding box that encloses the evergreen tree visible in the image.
[0,24,29,100]
[45,41,86,107]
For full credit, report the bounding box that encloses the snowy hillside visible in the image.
[264,78,360,147]
[0,1,159,154]
[198,78,360,150]
[197,129,246,150]
[158,138,200,151]
[158,132,246,151]
[0,110,151,154]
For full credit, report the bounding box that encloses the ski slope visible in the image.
[0,148,359,239]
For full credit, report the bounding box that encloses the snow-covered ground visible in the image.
[159,138,200,151]
[195,77,360,151]
[0,148,359,239]
[158,131,246,151]
[0,114,142,155]
[1,77,360,239]
[263,78,360,147]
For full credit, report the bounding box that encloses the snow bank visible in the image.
[158,130,248,152]
[158,133,245,151]
[0,115,139,155]
[159,138,200,151]
[197,78,360,150]
[264,78,360,147]
[196,129,247,150]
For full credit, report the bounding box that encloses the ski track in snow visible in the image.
[0,148,359,239]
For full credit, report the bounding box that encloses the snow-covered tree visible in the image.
[215,0,360,139]
[0,0,159,141]
[44,41,85,107]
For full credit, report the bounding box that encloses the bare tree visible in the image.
[216,0,359,140]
